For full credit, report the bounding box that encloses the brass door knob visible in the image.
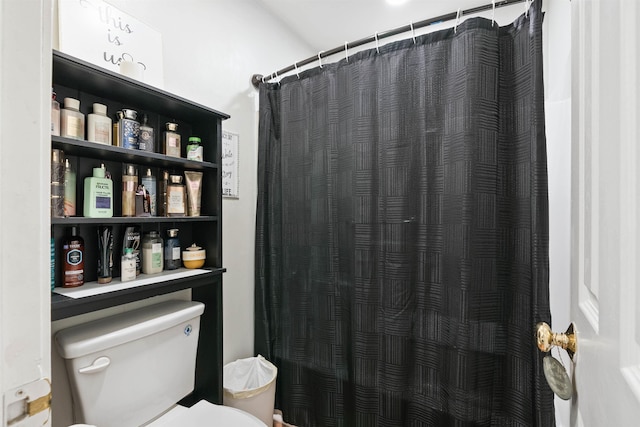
[536,322,577,360]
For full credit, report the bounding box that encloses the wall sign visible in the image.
[58,0,164,88]
[222,131,239,199]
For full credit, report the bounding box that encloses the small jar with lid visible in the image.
[186,136,203,161]
[163,122,181,158]
[142,231,163,274]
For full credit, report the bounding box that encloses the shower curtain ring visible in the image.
[318,51,324,68]
[454,8,462,33]
[410,21,416,44]
[294,62,300,79]
[274,70,280,86]
[345,41,349,62]
[491,0,496,26]
[374,32,380,53]
[525,0,532,17]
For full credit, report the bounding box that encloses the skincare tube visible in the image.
[184,171,203,217]
[97,225,113,284]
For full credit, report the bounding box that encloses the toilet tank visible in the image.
[55,300,205,427]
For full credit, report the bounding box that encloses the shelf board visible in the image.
[51,215,218,225]
[51,267,226,321]
[52,136,219,170]
[53,50,229,123]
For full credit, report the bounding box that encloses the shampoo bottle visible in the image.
[62,226,84,288]
[83,164,113,218]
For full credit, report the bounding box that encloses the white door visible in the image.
[0,0,53,426]
[570,0,640,425]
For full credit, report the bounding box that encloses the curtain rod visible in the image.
[251,0,529,88]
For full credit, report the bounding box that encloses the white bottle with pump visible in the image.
[87,103,112,144]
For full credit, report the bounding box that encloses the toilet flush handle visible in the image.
[78,356,111,374]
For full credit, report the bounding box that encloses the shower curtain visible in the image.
[255,2,554,425]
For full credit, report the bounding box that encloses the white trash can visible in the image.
[223,355,277,427]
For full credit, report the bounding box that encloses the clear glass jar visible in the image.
[142,231,163,274]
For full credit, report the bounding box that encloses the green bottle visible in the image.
[83,164,113,217]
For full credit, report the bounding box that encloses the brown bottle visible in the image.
[62,226,85,288]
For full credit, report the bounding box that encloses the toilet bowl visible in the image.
[56,300,265,427]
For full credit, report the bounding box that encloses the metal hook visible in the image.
[454,8,462,33]
[375,32,380,53]
[492,0,496,26]
[410,21,416,44]
[525,0,531,17]
[261,75,266,84]
[294,62,300,79]
[274,70,280,86]
[345,41,349,62]
[318,51,324,68]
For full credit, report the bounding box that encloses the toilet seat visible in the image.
[145,400,266,426]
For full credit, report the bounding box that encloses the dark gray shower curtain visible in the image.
[255,2,554,426]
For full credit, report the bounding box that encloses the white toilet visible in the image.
[55,300,266,427]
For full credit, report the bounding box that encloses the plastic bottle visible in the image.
[51,89,60,136]
[141,168,157,216]
[122,163,138,217]
[162,122,181,157]
[119,109,140,150]
[121,248,137,282]
[167,174,186,216]
[63,158,76,216]
[83,164,113,218]
[62,226,84,288]
[186,136,203,161]
[87,103,112,144]
[60,97,85,140]
[139,114,155,152]
[142,231,163,274]
[164,228,181,270]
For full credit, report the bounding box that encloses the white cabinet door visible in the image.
[0,0,52,426]
[571,0,640,425]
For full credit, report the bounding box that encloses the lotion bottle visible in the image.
[60,97,85,140]
[83,164,113,218]
[87,103,112,144]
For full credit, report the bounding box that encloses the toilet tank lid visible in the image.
[55,300,205,359]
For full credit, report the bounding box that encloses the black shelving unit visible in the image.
[51,49,229,404]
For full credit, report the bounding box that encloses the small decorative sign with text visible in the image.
[58,0,164,88]
[222,131,239,199]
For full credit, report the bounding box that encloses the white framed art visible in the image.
[58,0,164,88]
[222,131,239,199]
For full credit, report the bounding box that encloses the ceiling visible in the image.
[256,0,527,53]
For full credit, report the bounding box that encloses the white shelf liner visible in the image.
[53,268,211,299]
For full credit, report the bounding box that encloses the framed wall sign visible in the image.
[222,131,239,199]
[58,0,164,88]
